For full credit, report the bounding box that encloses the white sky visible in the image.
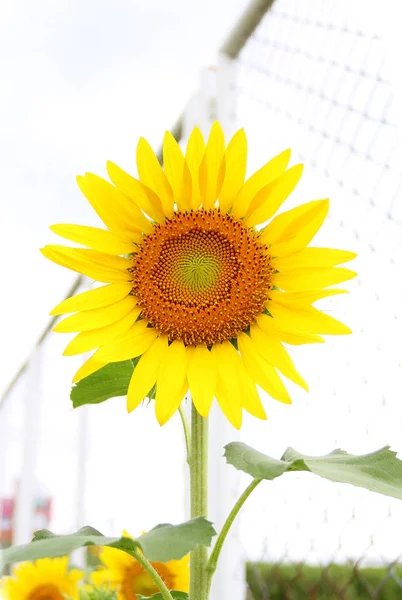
[0,0,246,391]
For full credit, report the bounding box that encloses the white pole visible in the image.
[210,54,245,600]
[13,347,42,545]
[70,403,89,568]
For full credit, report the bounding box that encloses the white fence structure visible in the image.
[1,0,402,598]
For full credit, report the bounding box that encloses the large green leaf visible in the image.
[225,442,402,499]
[139,518,216,562]
[70,358,156,408]
[1,527,125,566]
[0,518,216,566]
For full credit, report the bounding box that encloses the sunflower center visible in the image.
[131,209,273,346]
[28,586,64,600]
[122,562,174,600]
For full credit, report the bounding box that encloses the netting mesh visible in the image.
[233,0,402,597]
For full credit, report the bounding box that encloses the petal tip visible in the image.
[106,160,117,174]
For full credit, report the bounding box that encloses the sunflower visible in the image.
[0,557,83,600]
[90,542,189,600]
[41,122,356,428]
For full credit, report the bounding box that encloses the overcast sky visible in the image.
[0,0,247,391]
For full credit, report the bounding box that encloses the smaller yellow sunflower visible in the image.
[90,535,189,600]
[0,557,83,600]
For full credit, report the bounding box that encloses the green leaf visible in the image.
[0,518,216,566]
[33,525,104,541]
[70,358,156,408]
[137,593,188,600]
[71,360,134,408]
[1,527,135,566]
[138,517,216,562]
[225,442,402,499]
[224,443,289,480]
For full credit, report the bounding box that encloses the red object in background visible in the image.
[0,497,52,547]
[0,498,15,545]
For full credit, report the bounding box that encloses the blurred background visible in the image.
[1,0,402,598]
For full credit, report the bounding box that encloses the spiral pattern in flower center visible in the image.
[131,209,273,346]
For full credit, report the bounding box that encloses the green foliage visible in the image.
[225,443,402,499]
[70,360,134,408]
[0,519,216,566]
[137,593,188,600]
[80,587,117,600]
[138,518,216,562]
[70,358,156,408]
[246,562,402,600]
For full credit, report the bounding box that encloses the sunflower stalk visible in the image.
[190,403,209,600]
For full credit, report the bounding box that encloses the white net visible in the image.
[231,0,402,597]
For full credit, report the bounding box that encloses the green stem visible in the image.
[205,478,262,595]
[130,547,174,600]
[178,403,191,464]
[190,402,209,600]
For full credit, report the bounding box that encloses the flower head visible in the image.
[0,557,83,600]
[41,123,356,428]
[90,540,189,600]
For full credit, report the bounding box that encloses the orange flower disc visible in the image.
[121,562,175,599]
[131,208,274,346]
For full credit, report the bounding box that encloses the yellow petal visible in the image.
[274,267,357,291]
[220,340,266,419]
[99,545,133,571]
[273,248,357,269]
[269,288,348,306]
[76,175,127,236]
[185,127,205,210]
[246,164,304,227]
[163,131,192,211]
[231,148,291,218]
[187,344,216,418]
[256,314,324,345]
[238,332,291,404]
[54,296,135,333]
[85,173,153,234]
[212,342,243,429]
[72,353,107,383]
[269,302,352,335]
[260,199,329,255]
[199,122,226,209]
[126,335,169,413]
[50,224,140,255]
[50,283,133,315]
[136,137,174,217]
[95,320,158,362]
[106,161,165,223]
[155,340,188,425]
[40,246,132,283]
[218,128,247,213]
[238,365,267,420]
[63,307,142,355]
[250,324,308,391]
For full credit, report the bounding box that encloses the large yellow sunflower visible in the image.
[90,542,189,600]
[41,122,356,428]
[0,557,83,600]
